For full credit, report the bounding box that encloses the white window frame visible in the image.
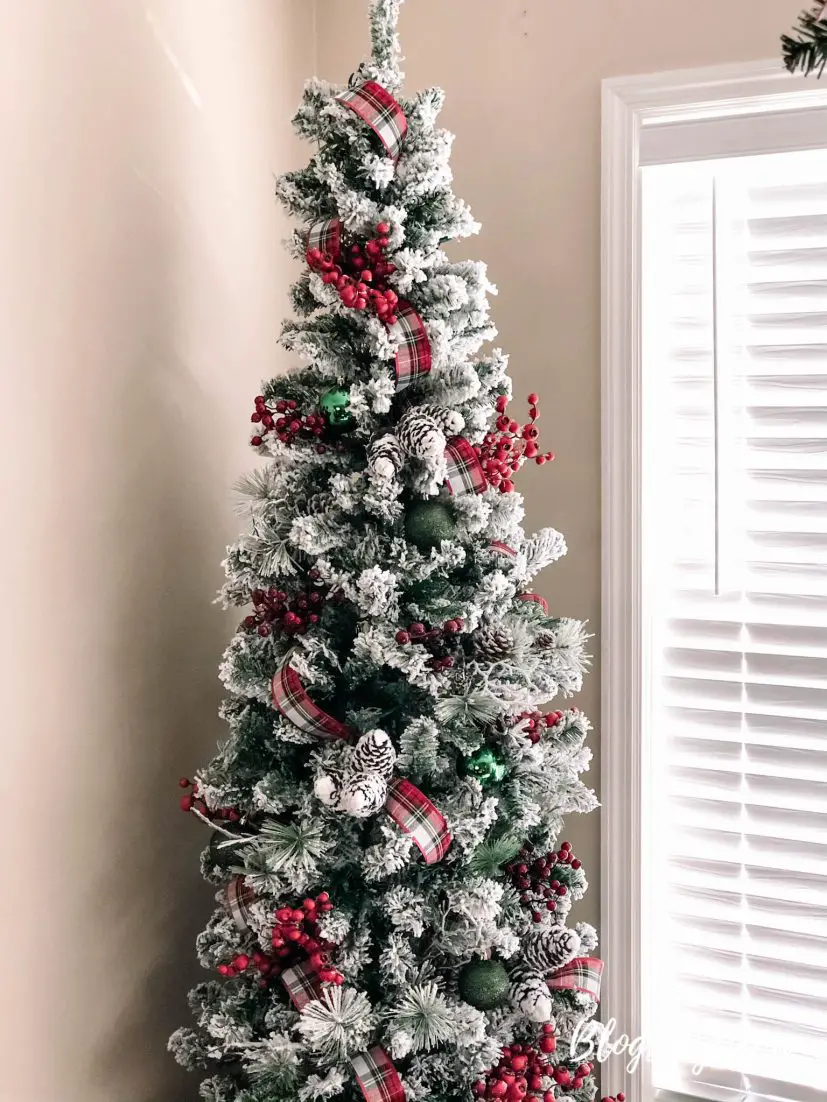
[600,59,827,1102]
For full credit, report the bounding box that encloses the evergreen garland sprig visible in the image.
[782,3,827,76]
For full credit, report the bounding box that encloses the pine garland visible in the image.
[782,3,827,75]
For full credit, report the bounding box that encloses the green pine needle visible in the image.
[782,4,827,76]
[468,834,524,877]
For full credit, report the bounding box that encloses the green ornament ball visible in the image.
[320,387,355,430]
[458,959,510,1010]
[461,746,507,788]
[404,500,457,551]
[207,827,246,870]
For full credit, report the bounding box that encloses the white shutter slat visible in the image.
[643,149,827,1102]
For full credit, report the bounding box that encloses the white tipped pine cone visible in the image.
[368,434,404,480]
[397,409,446,460]
[340,772,389,818]
[511,969,554,1023]
[417,403,465,438]
[473,621,515,661]
[314,773,342,809]
[350,729,396,780]
[523,925,581,974]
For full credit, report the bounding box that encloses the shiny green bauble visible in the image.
[458,959,510,1010]
[405,500,457,551]
[207,828,246,870]
[461,746,507,788]
[320,387,355,430]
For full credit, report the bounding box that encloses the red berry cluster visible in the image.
[395,617,464,672]
[178,777,241,822]
[217,893,343,988]
[601,1095,627,1102]
[518,710,564,746]
[553,1061,595,1094]
[474,394,555,494]
[272,894,343,982]
[505,840,580,922]
[250,395,329,453]
[307,222,399,324]
[472,1027,558,1102]
[243,578,336,639]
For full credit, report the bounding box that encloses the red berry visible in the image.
[395,630,410,644]
[317,892,330,904]
[234,954,250,971]
[179,795,193,812]
[528,392,539,405]
[179,777,191,788]
[376,222,391,235]
[617,1095,626,1102]
[250,436,263,447]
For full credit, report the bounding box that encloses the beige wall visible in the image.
[315,0,790,937]
[0,2,312,1099]
[0,2,792,1099]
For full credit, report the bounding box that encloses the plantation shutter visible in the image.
[641,148,827,1102]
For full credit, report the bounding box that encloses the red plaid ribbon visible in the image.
[352,1046,406,1102]
[337,81,408,160]
[282,959,323,1011]
[519,592,550,615]
[547,957,604,1001]
[272,658,352,742]
[444,437,488,496]
[306,218,343,265]
[389,301,432,390]
[385,778,451,865]
[225,876,256,933]
[490,541,518,558]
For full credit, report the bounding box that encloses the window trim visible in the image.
[600,58,827,1102]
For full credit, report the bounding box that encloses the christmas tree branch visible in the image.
[782,3,827,75]
[369,0,406,91]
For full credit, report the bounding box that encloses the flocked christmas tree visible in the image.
[170,5,626,1102]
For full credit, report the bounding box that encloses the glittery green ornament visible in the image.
[404,500,457,551]
[461,746,507,788]
[458,959,510,1010]
[320,387,355,430]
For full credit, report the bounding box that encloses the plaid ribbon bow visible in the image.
[272,661,451,864]
[519,591,550,615]
[352,1046,406,1102]
[547,956,604,1001]
[384,777,452,865]
[389,301,432,389]
[337,81,408,161]
[272,658,352,742]
[225,876,256,933]
[282,959,323,1011]
[306,218,343,265]
[444,437,488,496]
